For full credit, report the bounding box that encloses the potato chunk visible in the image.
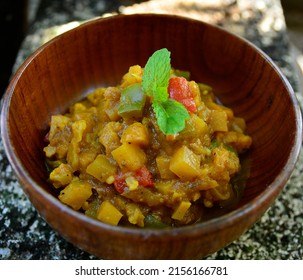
[98,122,122,154]
[121,122,149,147]
[111,143,147,171]
[97,201,123,226]
[49,163,73,188]
[209,110,228,132]
[156,155,176,179]
[59,180,92,210]
[86,154,117,183]
[125,203,145,227]
[172,201,191,221]
[169,146,201,180]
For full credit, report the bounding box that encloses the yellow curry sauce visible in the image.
[44,50,252,228]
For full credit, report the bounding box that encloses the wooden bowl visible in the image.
[1,14,302,259]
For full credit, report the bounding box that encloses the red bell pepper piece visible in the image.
[114,172,127,193]
[168,77,197,112]
[135,166,154,187]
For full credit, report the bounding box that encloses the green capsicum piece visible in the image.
[118,83,146,118]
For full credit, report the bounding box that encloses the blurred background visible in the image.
[1,0,303,97]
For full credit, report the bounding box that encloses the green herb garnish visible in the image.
[142,48,190,135]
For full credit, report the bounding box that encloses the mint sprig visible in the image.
[142,49,171,95]
[142,48,190,135]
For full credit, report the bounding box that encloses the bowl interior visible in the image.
[1,14,302,258]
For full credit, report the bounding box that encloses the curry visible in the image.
[44,49,252,228]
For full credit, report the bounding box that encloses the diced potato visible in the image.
[97,201,123,226]
[86,154,117,182]
[48,115,71,141]
[103,87,121,121]
[72,110,97,133]
[171,201,191,221]
[98,122,122,154]
[231,117,246,133]
[121,65,143,88]
[155,181,174,195]
[79,149,99,171]
[86,87,106,105]
[189,139,211,156]
[72,119,87,142]
[216,131,252,153]
[43,145,56,158]
[169,146,201,180]
[70,102,87,114]
[212,146,240,175]
[59,180,92,210]
[66,140,80,171]
[125,203,145,227]
[188,81,202,109]
[49,163,73,188]
[66,120,87,170]
[156,155,176,179]
[181,114,209,138]
[111,143,147,171]
[46,115,72,159]
[208,103,234,120]
[121,122,149,147]
[67,119,89,170]
[208,110,228,132]
[105,103,120,121]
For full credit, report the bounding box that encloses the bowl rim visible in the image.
[1,13,302,239]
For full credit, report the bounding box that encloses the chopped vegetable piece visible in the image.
[121,65,143,88]
[172,201,191,220]
[155,181,174,195]
[209,110,228,132]
[156,155,176,179]
[86,154,117,183]
[85,198,100,218]
[59,180,92,210]
[118,83,146,118]
[134,166,154,187]
[98,122,122,154]
[97,201,123,226]
[121,122,149,146]
[114,172,127,193]
[181,114,209,138]
[168,77,197,112]
[111,143,147,171]
[125,203,145,227]
[49,163,73,188]
[169,146,201,180]
[144,214,168,229]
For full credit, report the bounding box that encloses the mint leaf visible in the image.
[142,48,191,135]
[142,48,171,95]
[154,86,168,103]
[152,99,190,135]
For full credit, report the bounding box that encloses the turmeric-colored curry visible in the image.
[44,49,252,228]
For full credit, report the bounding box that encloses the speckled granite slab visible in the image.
[1,0,302,259]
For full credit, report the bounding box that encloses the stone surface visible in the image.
[1,0,302,259]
